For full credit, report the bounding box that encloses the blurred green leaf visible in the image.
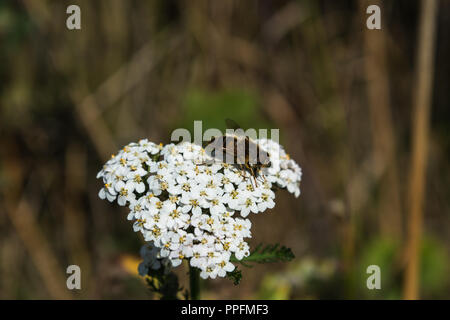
[175,88,272,135]
[358,236,449,299]
[358,237,400,299]
[420,237,449,297]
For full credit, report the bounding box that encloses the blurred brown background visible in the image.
[0,0,449,299]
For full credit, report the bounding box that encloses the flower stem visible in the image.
[189,264,201,300]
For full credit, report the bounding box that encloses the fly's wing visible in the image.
[225,118,246,137]
[225,118,241,130]
[224,135,240,164]
[234,135,250,165]
[246,139,261,165]
[204,136,221,156]
[205,135,235,163]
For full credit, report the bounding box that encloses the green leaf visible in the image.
[231,243,295,265]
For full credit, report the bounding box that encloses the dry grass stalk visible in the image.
[403,0,439,300]
[360,0,403,239]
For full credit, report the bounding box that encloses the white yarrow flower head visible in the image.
[97,138,301,279]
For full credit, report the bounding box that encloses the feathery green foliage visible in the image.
[231,244,295,266]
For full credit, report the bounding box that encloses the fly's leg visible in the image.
[258,168,267,184]
[252,167,259,188]
[237,163,248,182]
[246,164,258,188]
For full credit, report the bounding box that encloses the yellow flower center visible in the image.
[152,227,161,236]
[136,219,146,227]
[160,181,168,190]
[170,210,180,218]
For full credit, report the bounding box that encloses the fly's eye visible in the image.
[261,155,271,166]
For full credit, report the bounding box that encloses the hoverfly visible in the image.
[204,119,272,187]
